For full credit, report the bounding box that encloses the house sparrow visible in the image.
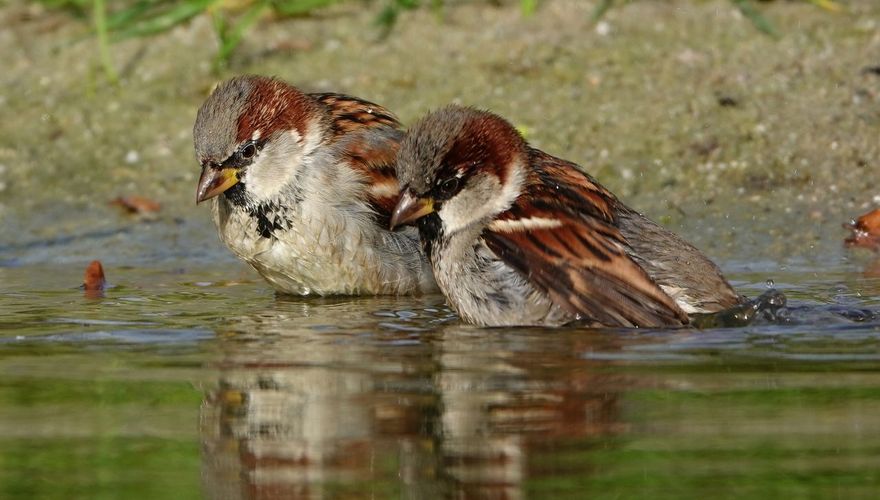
[193,75,435,295]
[390,106,742,327]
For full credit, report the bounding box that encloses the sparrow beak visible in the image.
[196,167,239,204]
[390,190,434,230]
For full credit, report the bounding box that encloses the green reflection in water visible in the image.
[1,264,880,498]
[0,373,202,500]
[0,438,200,500]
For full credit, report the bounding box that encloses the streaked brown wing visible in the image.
[483,152,688,327]
[339,130,403,222]
[312,92,404,223]
[524,149,624,220]
[311,92,402,136]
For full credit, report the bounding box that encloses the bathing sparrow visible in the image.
[390,106,741,327]
[193,75,435,295]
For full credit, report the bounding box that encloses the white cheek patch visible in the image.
[438,159,526,235]
[243,131,302,202]
[496,159,526,213]
[241,119,325,204]
[488,217,563,233]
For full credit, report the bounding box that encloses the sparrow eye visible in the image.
[437,177,460,199]
[240,142,258,159]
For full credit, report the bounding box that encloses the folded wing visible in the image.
[313,92,405,223]
[483,150,688,327]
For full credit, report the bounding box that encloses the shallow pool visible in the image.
[2,260,879,498]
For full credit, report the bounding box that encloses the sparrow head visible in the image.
[193,75,325,206]
[390,106,527,236]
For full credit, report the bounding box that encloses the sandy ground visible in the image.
[0,0,878,270]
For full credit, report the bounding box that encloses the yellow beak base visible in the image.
[196,167,239,204]
[390,190,435,230]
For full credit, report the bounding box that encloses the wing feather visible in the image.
[311,92,404,222]
[311,92,402,135]
[483,150,688,327]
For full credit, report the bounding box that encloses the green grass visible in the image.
[33,0,843,81]
[593,0,843,38]
[35,0,542,78]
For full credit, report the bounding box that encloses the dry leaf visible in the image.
[84,260,106,293]
[110,195,161,214]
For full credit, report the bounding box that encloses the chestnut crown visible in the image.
[193,75,320,168]
[396,106,528,202]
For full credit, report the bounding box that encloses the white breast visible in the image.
[213,197,434,296]
[433,233,566,326]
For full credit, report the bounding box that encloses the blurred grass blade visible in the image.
[428,0,444,19]
[105,0,152,31]
[804,0,842,12]
[375,4,399,34]
[92,0,118,83]
[113,0,217,40]
[520,0,537,16]
[375,0,419,38]
[273,0,340,16]
[215,0,270,66]
[732,0,778,37]
[212,7,226,48]
[592,0,614,21]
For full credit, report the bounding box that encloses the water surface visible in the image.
[2,262,880,498]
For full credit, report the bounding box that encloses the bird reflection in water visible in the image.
[200,295,634,499]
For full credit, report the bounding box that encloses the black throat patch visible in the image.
[223,182,249,207]
[248,201,293,239]
[417,213,443,259]
[222,182,301,239]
